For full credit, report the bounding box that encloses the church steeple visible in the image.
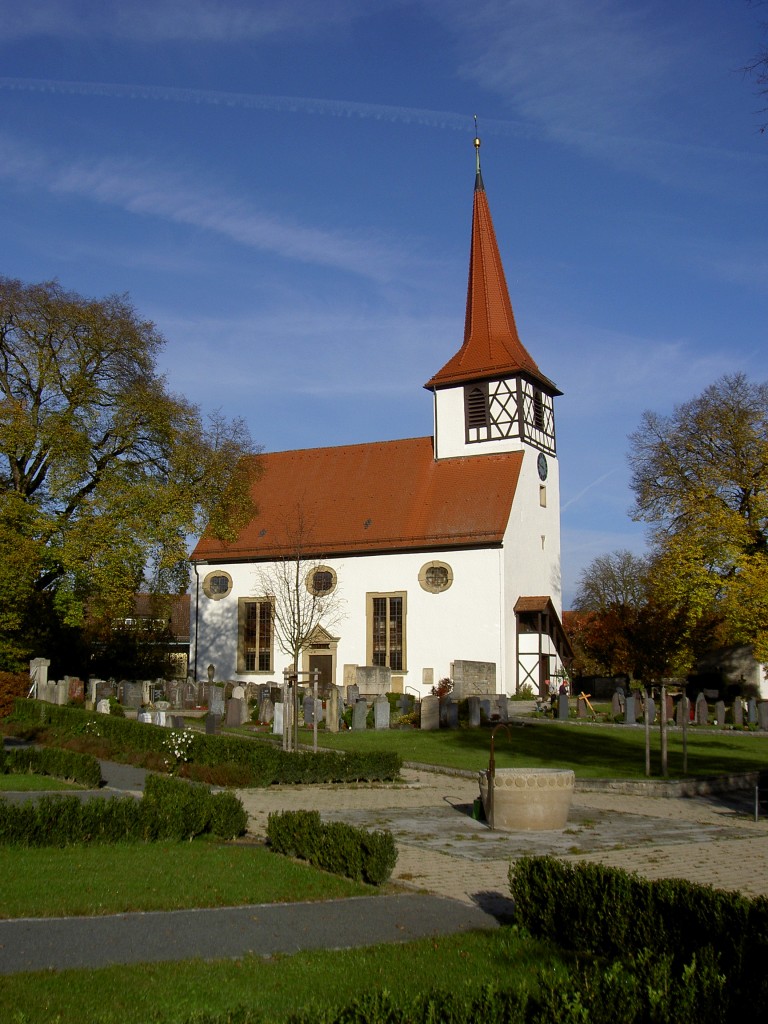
[427,135,561,460]
[425,134,557,393]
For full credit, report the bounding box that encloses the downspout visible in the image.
[192,561,201,683]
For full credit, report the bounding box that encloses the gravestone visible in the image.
[676,697,690,726]
[205,713,221,735]
[664,694,674,723]
[558,692,570,721]
[445,700,459,729]
[577,696,588,719]
[624,695,636,725]
[232,684,245,701]
[261,697,274,725]
[356,665,391,697]
[96,698,111,715]
[748,698,758,725]
[695,693,709,726]
[451,660,496,698]
[346,684,360,704]
[715,701,726,728]
[611,692,622,717]
[137,710,152,723]
[313,699,323,725]
[733,699,744,727]
[55,679,69,705]
[303,695,315,726]
[420,694,440,731]
[226,697,247,727]
[166,681,181,708]
[209,686,225,717]
[171,715,185,729]
[327,686,340,734]
[352,699,368,731]
[467,696,481,728]
[439,696,451,727]
[397,694,413,718]
[480,699,491,722]
[758,701,768,732]
[644,697,656,726]
[121,681,144,709]
[273,701,284,736]
[67,676,84,702]
[374,694,390,730]
[496,695,509,722]
[29,657,51,699]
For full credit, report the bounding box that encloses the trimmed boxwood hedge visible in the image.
[0,746,102,788]
[10,700,402,786]
[0,774,247,846]
[266,809,397,885]
[509,855,768,1022]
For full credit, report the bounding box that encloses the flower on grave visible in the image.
[162,729,194,772]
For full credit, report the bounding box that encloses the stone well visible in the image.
[478,767,575,831]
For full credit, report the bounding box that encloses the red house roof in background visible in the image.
[191,436,523,562]
[425,169,559,394]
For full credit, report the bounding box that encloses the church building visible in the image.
[190,139,571,698]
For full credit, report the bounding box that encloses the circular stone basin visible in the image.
[478,767,575,831]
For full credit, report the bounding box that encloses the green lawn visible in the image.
[5,927,563,1024]
[0,840,373,919]
[295,720,768,778]
[0,773,84,791]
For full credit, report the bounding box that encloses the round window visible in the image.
[306,566,337,596]
[418,561,453,594]
[202,570,233,600]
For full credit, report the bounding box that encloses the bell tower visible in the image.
[425,132,561,462]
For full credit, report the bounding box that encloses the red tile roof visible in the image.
[191,436,523,562]
[425,177,558,394]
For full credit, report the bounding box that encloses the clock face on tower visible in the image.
[537,452,548,481]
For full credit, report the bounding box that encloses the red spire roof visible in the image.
[425,167,557,393]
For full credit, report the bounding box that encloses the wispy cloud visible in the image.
[0,1,388,43]
[429,0,767,193]
[0,77,534,141]
[0,132,410,283]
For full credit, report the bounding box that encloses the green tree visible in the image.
[629,372,768,662]
[0,276,259,672]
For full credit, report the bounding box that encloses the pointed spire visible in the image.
[425,133,557,393]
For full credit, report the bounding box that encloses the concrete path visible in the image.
[0,894,496,975]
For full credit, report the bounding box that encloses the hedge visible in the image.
[0,774,247,846]
[266,809,397,885]
[509,855,768,1021]
[10,700,402,786]
[0,746,102,788]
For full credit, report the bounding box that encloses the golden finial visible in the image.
[473,114,481,174]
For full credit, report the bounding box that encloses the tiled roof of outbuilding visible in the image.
[191,436,523,562]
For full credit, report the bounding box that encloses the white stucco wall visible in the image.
[192,545,508,697]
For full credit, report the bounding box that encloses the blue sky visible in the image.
[1,1,767,606]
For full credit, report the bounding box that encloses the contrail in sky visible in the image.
[0,77,536,139]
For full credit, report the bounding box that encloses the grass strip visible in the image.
[306,721,768,778]
[4,927,562,1024]
[0,775,83,792]
[0,840,373,919]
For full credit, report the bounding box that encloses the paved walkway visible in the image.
[2,745,768,973]
[234,766,768,911]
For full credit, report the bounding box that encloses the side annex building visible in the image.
[191,146,571,699]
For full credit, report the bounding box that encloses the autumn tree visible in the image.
[0,276,259,672]
[629,372,768,663]
[570,550,688,682]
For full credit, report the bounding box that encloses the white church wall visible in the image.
[192,545,506,696]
